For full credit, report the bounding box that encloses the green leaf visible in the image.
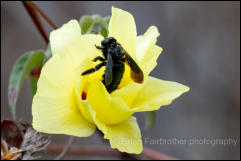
[28,65,42,95]
[79,16,94,34]
[29,46,52,95]
[8,51,44,119]
[28,76,39,95]
[145,111,156,130]
[79,15,110,37]
[103,16,111,26]
[93,15,109,37]
[29,46,52,96]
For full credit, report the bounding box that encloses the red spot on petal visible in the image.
[82,92,87,100]
[30,66,42,78]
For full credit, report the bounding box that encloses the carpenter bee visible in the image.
[82,37,144,93]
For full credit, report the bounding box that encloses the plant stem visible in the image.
[54,136,74,160]
[22,1,49,44]
[25,1,57,29]
[143,147,176,160]
[47,144,177,160]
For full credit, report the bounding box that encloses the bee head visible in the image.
[101,37,116,47]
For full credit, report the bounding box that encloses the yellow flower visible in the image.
[32,7,189,154]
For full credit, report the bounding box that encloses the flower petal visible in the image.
[99,117,143,154]
[86,79,134,125]
[63,34,104,63]
[108,7,137,59]
[136,26,160,61]
[74,59,104,124]
[50,20,81,56]
[136,26,163,75]
[82,104,143,154]
[113,26,162,88]
[51,33,104,66]
[141,45,163,76]
[32,51,96,137]
[132,76,190,112]
[111,82,143,107]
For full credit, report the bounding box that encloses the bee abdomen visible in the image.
[103,62,125,93]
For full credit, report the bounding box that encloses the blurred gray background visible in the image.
[1,1,240,160]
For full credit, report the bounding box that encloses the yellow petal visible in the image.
[50,20,81,56]
[66,34,104,61]
[82,104,143,154]
[111,26,162,88]
[111,76,189,112]
[141,45,163,76]
[86,79,134,125]
[136,26,159,61]
[101,117,143,154]
[118,64,134,88]
[111,82,143,107]
[74,59,104,124]
[108,7,137,59]
[132,76,190,112]
[32,50,96,137]
[41,34,103,90]
[137,26,163,75]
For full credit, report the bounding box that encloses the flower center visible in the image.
[81,91,87,100]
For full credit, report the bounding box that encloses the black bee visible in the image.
[82,37,144,93]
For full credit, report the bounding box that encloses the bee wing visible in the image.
[125,52,144,83]
[105,53,113,86]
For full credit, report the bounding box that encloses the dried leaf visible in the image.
[1,139,8,160]
[21,123,50,160]
[4,147,22,160]
[1,121,50,160]
[1,120,23,148]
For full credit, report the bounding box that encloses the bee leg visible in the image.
[95,62,107,71]
[93,56,105,62]
[81,62,106,75]
[95,45,104,50]
[81,68,95,75]
[120,58,125,63]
